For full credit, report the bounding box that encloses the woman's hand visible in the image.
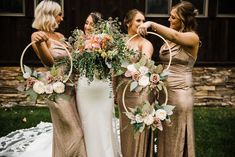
[137,21,152,36]
[31,31,49,43]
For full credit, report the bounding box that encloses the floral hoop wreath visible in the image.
[20,39,73,83]
[122,32,172,113]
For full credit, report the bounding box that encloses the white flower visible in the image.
[45,84,54,94]
[126,112,135,120]
[135,114,144,123]
[138,75,150,87]
[52,81,65,94]
[139,66,149,75]
[143,115,154,125]
[127,64,137,73]
[33,81,45,94]
[155,109,167,120]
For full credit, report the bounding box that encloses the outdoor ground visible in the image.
[0,106,235,157]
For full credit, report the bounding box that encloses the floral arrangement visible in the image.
[68,18,132,81]
[123,55,169,94]
[18,65,67,102]
[121,55,174,133]
[125,100,175,133]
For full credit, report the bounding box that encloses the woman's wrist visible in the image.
[151,22,157,32]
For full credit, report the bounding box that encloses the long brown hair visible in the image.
[123,9,144,31]
[173,1,198,32]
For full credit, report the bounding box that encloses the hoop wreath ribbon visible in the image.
[122,32,172,113]
[20,39,73,83]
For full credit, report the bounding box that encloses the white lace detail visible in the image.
[0,122,52,157]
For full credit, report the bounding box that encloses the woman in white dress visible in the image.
[76,12,121,157]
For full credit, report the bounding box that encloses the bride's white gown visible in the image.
[76,77,121,157]
[0,122,53,157]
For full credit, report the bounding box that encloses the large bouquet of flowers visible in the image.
[69,18,131,82]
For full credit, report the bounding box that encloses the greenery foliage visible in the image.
[69,18,132,82]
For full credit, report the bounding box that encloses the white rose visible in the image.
[45,84,53,94]
[143,115,154,125]
[139,66,149,75]
[155,109,167,120]
[135,114,144,123]
[53,81,65,94]
[33,81,45,94]
[127,64,137,73]
[138,75,150,87]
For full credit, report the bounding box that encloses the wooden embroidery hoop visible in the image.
[20,39,73,83]
[122,32,172,113]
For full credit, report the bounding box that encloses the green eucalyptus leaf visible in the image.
[24,65,32,75]
[130,81,138,91]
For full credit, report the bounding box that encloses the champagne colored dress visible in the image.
[116,52,155,157]
[47,40,87,157]
[158,43,196,157]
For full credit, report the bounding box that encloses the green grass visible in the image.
[0,106,51,137]
[0,106,235,156]
[194,107,235,157]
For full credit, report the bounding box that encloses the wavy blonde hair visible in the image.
[32,0,61,32]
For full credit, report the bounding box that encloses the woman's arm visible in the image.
[138,21,199,48]
[31,31,54,67]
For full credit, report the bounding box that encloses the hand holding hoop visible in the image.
[20,39,73,83]
[126,32,172,70]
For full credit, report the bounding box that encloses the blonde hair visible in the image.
[32,0,61,32]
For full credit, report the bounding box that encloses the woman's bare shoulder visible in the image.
[54,32,64,39]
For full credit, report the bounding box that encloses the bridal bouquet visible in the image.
[69,18,131,82]
[18,65,67,103]
[126,101,175,133]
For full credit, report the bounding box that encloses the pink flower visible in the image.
[132,71,141,81]
[26,77,37,88]
[124,70,132,77]
[152,117,163,131]
[150,74,160,84]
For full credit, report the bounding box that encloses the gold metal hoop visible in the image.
[20,39,73,83]
[126,32,172,70]
[122,32,172,113]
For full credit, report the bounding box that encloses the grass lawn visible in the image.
[0,106,51,137]
[0,106,235,156]
[194,107,235,157]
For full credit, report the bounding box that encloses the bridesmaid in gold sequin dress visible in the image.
[115,9,155,157]
[138,1,200,157]
[31,1,87,156]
